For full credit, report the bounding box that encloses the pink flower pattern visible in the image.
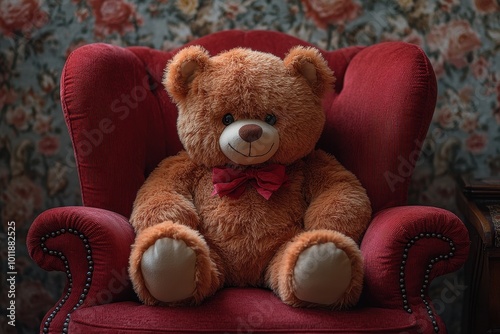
[0,0,48,37]
[427,20,481,68]
[88,0,143,38]
[301,0,361,28]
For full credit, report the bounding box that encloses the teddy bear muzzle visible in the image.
[219,119,279,165]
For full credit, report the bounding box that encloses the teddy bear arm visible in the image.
[130,154,201,233]
[304,185,371,242]
[130,193,200,232]
[304,151,372,242]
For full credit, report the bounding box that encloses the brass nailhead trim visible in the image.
[399,233,455,333]
[41,228,93,333]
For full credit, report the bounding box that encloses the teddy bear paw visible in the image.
[141,237,197,303]
[293,242,351,305]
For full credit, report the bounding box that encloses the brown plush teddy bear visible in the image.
[128,45,372,309]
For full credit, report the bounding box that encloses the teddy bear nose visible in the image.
[239,124,263,142]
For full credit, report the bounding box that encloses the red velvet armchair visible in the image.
[27,30,469,333]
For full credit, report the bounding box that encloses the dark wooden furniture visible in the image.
[457,189,500,334]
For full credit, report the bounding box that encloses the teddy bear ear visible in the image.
[163,45,210,102]
[283,46,335,98]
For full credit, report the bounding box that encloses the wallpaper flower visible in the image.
[0,0,499,333]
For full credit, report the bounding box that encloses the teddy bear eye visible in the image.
[222,113,234,126]
[265,114,277,126]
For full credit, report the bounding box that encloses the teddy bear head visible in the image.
[163,45,335,168]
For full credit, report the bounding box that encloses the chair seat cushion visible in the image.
[69,288,420,333]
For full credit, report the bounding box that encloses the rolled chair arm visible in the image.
[27,206,136,333]
[361,206,470,333]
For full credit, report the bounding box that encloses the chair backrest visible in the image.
[61,30,436,218]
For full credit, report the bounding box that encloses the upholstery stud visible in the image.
[399,233,456,333]
[39,228,93,333]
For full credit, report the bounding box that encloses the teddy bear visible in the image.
[128,45,372,309]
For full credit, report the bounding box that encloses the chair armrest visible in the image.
[360,206,469,332]
[27,206,136,333]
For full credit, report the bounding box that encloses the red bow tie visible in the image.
[212,164,288,200]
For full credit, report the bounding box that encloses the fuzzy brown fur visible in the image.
[129,46,372,309]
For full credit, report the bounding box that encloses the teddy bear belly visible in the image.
[198,199,305,285]
[195,170,307,286]
[204,224,301,287]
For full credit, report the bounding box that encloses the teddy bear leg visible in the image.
[266,229,363,309]
[129,221,222,306]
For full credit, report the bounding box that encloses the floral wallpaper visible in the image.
[0,0,499,333]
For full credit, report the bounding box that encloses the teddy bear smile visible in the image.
[228,142,275,158]
[219,119,280,165]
